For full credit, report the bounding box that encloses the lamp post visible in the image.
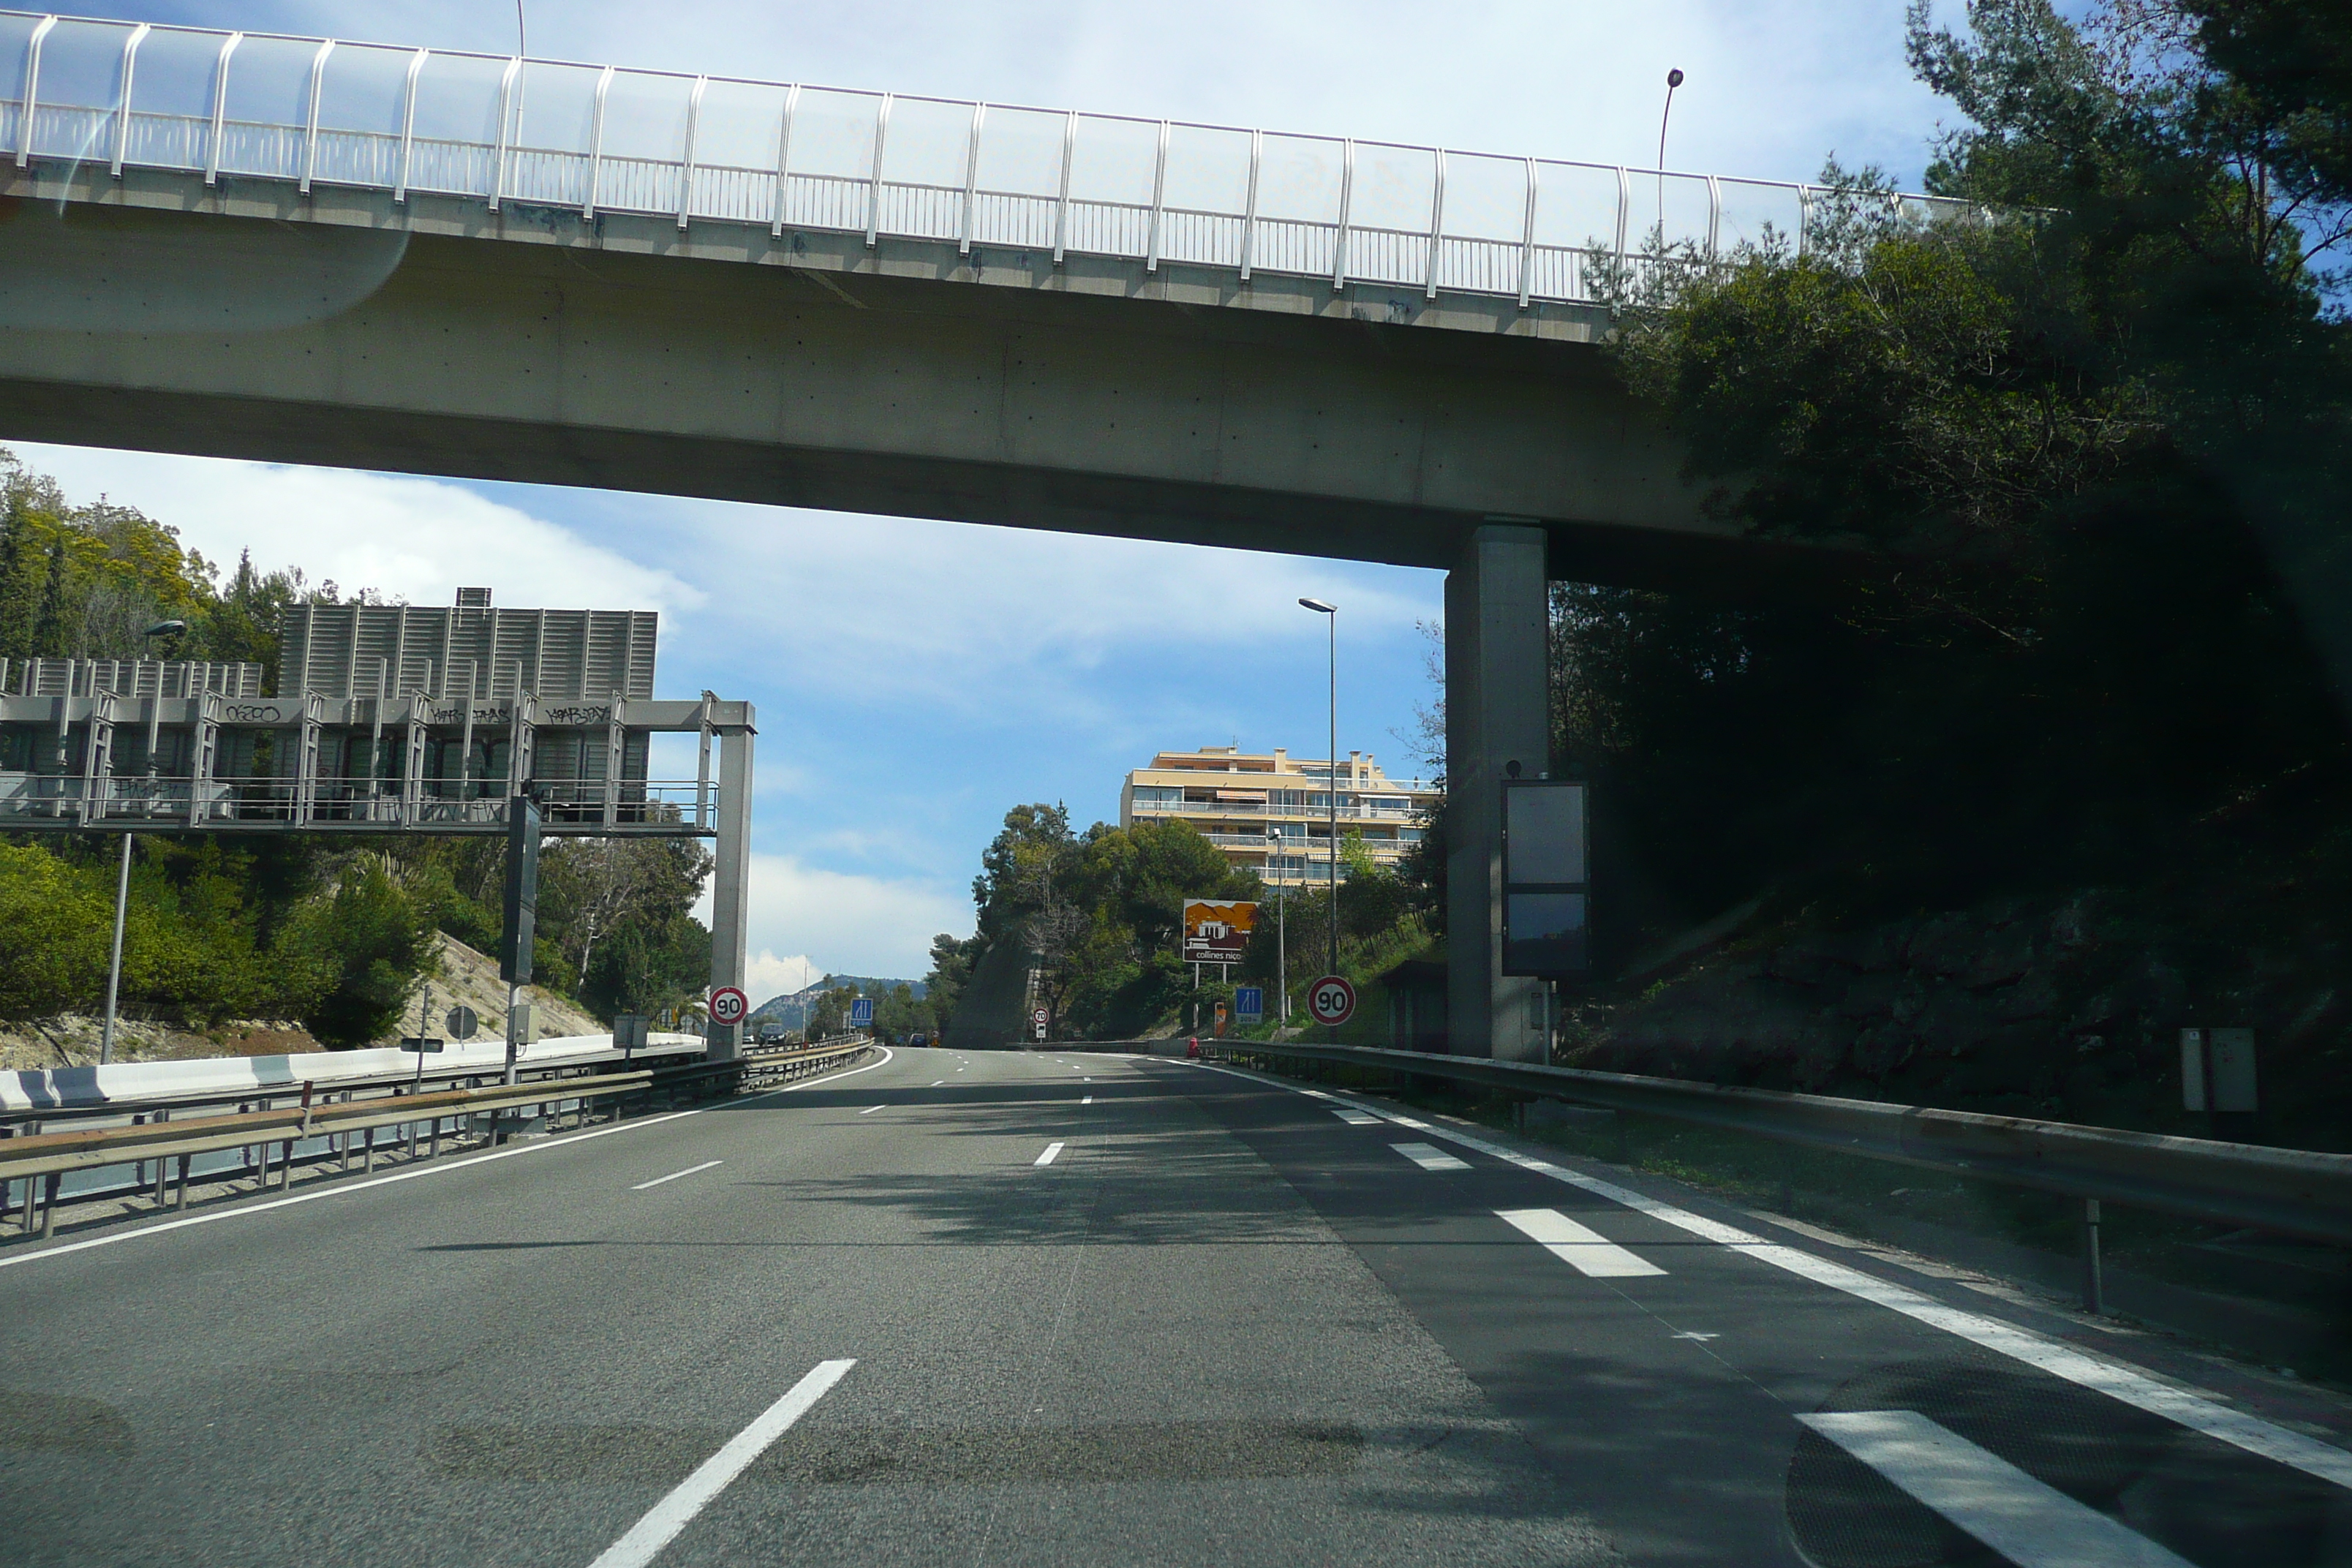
[97,618,189,1066]
[1264,823,1288,1025]
[1656,67,1684,246]
[1298,598,1338,1028]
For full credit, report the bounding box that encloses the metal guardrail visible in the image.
[1229,1041,2352,1251]
[1,1069,656,1239]
[0,9,1972,312]
[0,1037,706,1126]
[0,1036,878,1244]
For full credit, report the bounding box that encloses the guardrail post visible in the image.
[175,1153,190,1210]
[2079,1198,2105,1314]
[40,1172,59,1240]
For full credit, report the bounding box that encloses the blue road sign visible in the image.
[1235,987,1264,1022]
[850,997,875,1028]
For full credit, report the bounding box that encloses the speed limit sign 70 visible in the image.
[1307,975,1356,1028]
[709,987,749,1027]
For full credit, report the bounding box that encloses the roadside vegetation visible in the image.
[1548,0,2352,1143]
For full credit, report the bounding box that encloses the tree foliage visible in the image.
[0,448,360,682]
[935,805,1261,1041]
[1572,0,2352,951]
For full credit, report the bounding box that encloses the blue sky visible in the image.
[12,0,1962,990]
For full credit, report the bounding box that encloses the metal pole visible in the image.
[99,832,132,1065]
[1278,886,1288,1022]
[411,981,431,1097]
[1656,68,1684,248]
[503,978,522,1087]
[1327,609,1338,1004]
[2080,1198,2106,1314]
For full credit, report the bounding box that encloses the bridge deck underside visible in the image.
[0,170,1851,596]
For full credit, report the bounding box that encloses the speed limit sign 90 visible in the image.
[1306,975,1357,1028]
[709,987,749,1027]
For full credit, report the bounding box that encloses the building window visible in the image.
[1401,828,1424,842]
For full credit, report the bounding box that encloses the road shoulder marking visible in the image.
[1034,1141,1066,1166]
[589,1360,855,1568]
[1498,1206,1666,1278]
[1798,1409,2193,1567]
[1180,1058,2352,1492]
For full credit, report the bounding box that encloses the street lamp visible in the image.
[99,619,189,1064]
[1656,68,1685,246]
[1298,598,1339,1023]
[1264,822,1288,1024]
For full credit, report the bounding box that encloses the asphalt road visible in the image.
[3,1044,2348,1567]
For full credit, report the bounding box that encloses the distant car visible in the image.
[908,1032,930,1047]
[756,1022,790,1045]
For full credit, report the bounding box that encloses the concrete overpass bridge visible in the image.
[0,10,1956,1053]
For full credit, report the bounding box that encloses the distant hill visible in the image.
[749,974,924,1032]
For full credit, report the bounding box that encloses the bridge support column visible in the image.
[1444,524,1550,1062]
[707,720,755,1061]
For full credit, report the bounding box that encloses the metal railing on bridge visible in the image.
[0,9,1974,311]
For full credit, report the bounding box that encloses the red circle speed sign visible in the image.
[1306,975,1357,1028]
[709,987,749,1027]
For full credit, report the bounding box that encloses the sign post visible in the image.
[500,794,543,1085]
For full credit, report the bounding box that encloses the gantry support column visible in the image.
[1445,525,1550,1061]
[706,712,755,1061]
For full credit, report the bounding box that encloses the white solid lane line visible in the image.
[1330,1107,1381,1126]
[1392,1142,1470,1172]
[1497,1207,1667,1278]
[1184,1059,2352,1493]
[0,1047,900,1272]
[589,1360,856,1568]
[1798,1411,2194,1568]
[631,1159,723,1191]
[1035,1142,1066,1166]
[859,1106,885,1115]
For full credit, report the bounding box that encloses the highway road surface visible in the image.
[4,1044,2348,1566]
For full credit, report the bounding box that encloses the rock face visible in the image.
[1572,891,2205,1120]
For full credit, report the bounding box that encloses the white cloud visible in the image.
[644,498,1435,715]
[745,951,825,1000]
[702,852,973,981]
[5,443,704,617]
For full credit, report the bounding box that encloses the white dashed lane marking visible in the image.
[1497,1206,1667,1278]
[1391,1142,1469,1172]
[1034,1142,1066,1166]
[630,1160,723,1191]
[1798,1411,2194,1567]
[1330,1107,1381,1126]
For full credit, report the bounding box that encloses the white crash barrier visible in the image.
[0,1033,706,1114]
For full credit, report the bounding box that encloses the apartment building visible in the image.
[1119,745,1441,886]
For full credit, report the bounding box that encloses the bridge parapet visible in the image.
[0,8,1970,328]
